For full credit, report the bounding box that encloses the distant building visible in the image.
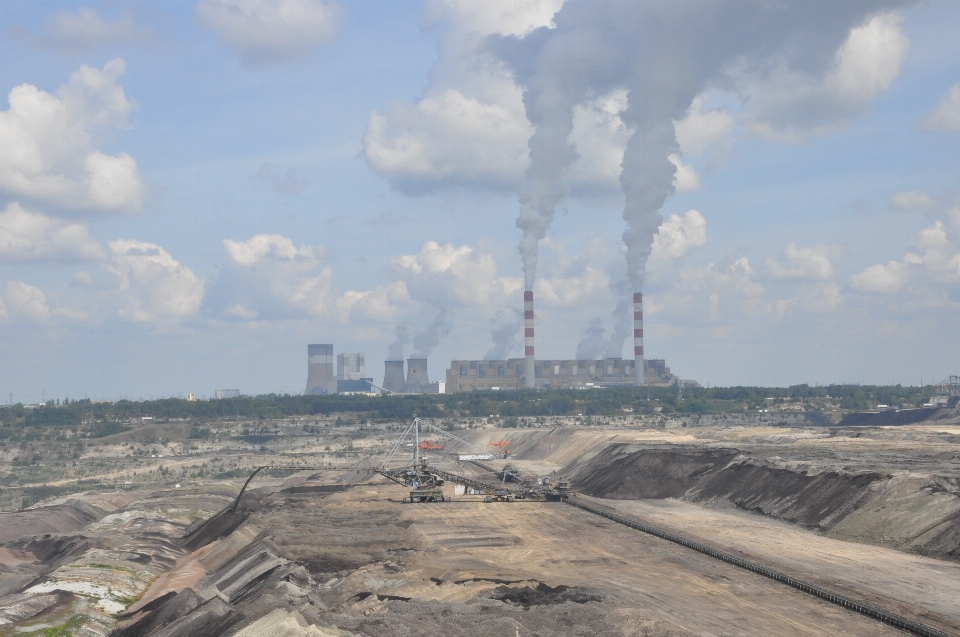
[305,344,336,395]
[186,392,197,402]
[336,378,376,395]
[215,389,240,399]
[445,358,680,392]
[337,353,366,380]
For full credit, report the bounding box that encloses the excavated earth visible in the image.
[1,422,959,636]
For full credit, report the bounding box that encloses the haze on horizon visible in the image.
[1,0,958,403]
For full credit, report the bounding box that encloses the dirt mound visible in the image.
[574,446,960,560]
[576,447,738,499]
[0,500,104,543]
[838,408,939,427]
[688,463,881,528]
[491,582,603,608]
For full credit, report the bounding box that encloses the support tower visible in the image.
[634,292,644,386]
[524,291,535,389]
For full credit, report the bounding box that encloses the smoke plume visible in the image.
[412,307,452,357]
[485,311,523,360]
[494,0,908,291]
[386,324,410,361]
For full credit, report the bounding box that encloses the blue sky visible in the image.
[1,0,958,402]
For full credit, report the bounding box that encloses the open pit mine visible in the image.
[2,407,960,637]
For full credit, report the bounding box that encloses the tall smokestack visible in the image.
[383,360,406,394]
[633,293,644,386]
[406,358,429,394]
[305,344,336,395]
[524,291,535,389]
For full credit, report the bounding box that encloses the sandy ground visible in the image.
[325,484,912,636]
[577,495,960,630]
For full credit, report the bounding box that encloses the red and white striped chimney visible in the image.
[634,292,644,386]
[524,290,535,389]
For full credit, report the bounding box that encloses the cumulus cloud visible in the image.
[668,155,701,193]
[421,0,563,37]
[213,233,407,323]
[567,90,633,191]
[767,243,838,281]
[674,94,734,158]
[0,59,144,214]
[106,239,204,321]
[920,83,960,133]
[890,188,941,212]
[38,8,157,53]
[649,210,707,263]
[363,78,531,193]
[394,241,521,310]
[0,202,104,263]
[2,281,52,322]
[742,11,910,142]
[196,0,340,66]
[850,215,960,298]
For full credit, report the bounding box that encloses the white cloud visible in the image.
[215,233,408,322]
[535,267,609,308]
[0,59,144,214]
[2,281,51,321]
[421,0,563,37]
[674,94,733,158]
[650,210,707,262]
[850,259,913,294]
[0,202,104,263]
[742,11,910,142]
[850,216,960,297]
[890,188,940,212]
[394,241,521,310]
[363,79,531,193]
[766,243,837,281]
[106,239,204,321]
[920,83,960,133]
[223,233,324,267]
[196,0,340,65]
[668,154,701,192]
[41,8,156,52]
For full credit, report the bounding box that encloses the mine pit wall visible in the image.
[573,445,960,562]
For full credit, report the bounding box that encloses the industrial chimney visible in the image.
[383,360,406,394]
[524,290,535,389]
[406,358,429,394]
[305,344,336,395]
[633,293,644,386]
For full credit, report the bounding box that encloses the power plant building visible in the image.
[305,344,336,395]
[337,353,365,380]
[445,358,680,392]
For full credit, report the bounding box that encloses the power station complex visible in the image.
[305,347,680,395]
[303,289,685,395]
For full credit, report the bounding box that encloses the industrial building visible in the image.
[214,389,240,399]
[444,357,679,392]
[305,344,336,395]
[337,353,366,380]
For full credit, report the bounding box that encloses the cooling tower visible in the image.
[524,291,535,389]
[406,358,429,394]
[383,360,406,394]
[305,344,336,395]
[634,293,644,386]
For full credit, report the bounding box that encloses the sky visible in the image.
[0,0,958,403]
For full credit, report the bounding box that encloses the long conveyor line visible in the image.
[566,497,952,637]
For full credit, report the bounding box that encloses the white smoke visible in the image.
[386,323,410,360]
[492,0,909,293]
[411,307,453,357]
[485,311,522,359]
